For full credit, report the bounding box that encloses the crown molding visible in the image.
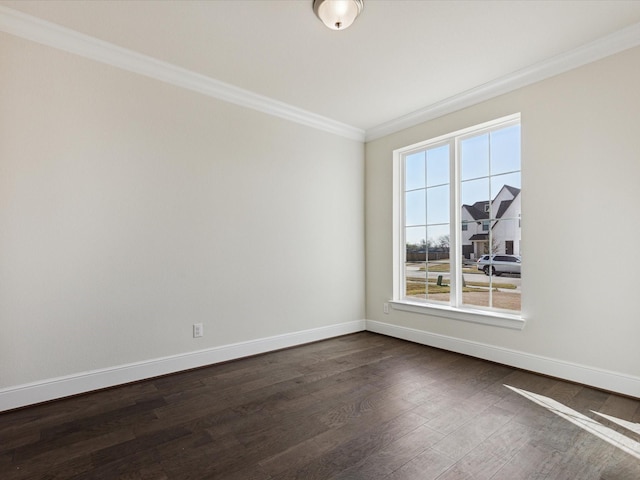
[365,21,640,142]
[0,6,365,142]
[2,6,639,145]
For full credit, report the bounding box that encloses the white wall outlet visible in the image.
[383,303,389,314]
[193,323,204,338]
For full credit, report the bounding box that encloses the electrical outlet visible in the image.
[193,323,204,338]
[383,303,389,314]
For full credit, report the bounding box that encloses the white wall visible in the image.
[366,46,640,394]
[0,32,365,392]
[3,24,639,406]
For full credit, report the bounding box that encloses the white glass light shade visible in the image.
[313,0,364,31]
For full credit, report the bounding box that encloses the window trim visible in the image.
[392,113,524,330]
[389,300,524,330]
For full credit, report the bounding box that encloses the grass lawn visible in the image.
[406,277,516,293]
[418,263,477,275]
[405,281,521,311]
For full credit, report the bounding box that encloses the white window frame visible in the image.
[392,113,524,330]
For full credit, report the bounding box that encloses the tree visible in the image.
[406,238,427,252]
[491,233,500,254]
[437,234,450,252]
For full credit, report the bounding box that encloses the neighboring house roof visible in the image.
[464,186,520,222]
[495,199,514,219]
[504,185,521,197]
[492,187,521,228]
[469,234,489,241]
[462,201,489,220]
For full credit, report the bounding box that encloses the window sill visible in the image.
[389,300,525,330]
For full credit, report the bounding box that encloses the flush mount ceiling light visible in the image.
[313,0,364,31]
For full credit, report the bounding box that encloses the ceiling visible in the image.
[3,0,640,139]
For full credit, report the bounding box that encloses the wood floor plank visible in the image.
[329,424,444,480]
[601,447,640,480]
[489,441,564,479]
[430,404,514,461]
[384,447,456,480]
[550,431,616,480]
[1,332,639,479]
[272,410,428,480]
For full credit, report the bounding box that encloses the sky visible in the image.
[405,124,521,246]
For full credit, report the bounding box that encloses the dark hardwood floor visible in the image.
[1,332,639,479]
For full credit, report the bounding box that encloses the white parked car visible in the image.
[477,254,521,276]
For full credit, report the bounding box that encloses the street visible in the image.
[405,263,521,290]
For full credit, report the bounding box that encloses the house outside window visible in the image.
[393,113,522,325]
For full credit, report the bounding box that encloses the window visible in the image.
[393,114,522,326]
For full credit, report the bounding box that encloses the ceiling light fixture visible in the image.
[313,0,364,31]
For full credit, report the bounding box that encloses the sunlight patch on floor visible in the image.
[504,385,640,460]
[591,410,640,436]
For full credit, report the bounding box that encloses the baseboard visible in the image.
[0,320,366,412]
[366,320,640,399]
[4,318,636,412]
